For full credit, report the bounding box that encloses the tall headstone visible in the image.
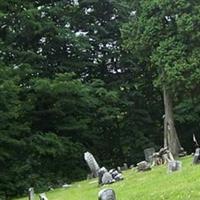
[84,152,100,178]
[144,147,155,164]
[168,160,182,172]
[28,188,34,200]
[98,189,116,200]
[39,193,48,200]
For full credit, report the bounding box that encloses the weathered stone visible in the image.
[98,189,116,200]
[144,147,155,164]
[98,167,108,185]
[39,193,48,200]
[123,163,128,170]
[137,161,151,172]
[168,160,182,172]
[193,148,200,164]
[28,188,34,200]
[102,172,115,185]
[117,166,121,173]
[84,152,100,178]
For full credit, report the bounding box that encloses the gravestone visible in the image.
[84,152,100,178]
[123,163,128,170]
[39,193,48,200]
[28,187,34,200]
[193,148,200,164]
[98,189,116,200]
[137,161,151,172]
[168,160,182,172]
[98,167,108,185]
[117,166,121,173]
[144,147,155,164]
[102,172,115,185]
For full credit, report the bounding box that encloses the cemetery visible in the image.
[15,153,200,200]
[1,1,200,200]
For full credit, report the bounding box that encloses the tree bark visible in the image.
[163,85,181,157]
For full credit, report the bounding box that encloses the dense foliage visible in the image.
[0,0,199,199]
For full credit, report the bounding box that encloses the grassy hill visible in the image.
[16,156,200,200]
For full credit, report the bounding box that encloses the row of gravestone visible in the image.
[29,187,116,200]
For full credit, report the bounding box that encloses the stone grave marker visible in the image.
[123,163,128,170]
[39,193,48,200]
[84,152,100,177]
[28,187,34,200]
[98,189,116,200]
[144,147,155,164]
[168,160,182,172]
[193,148,200,164]
[102,172,115,185]
[117,166,121,173]
[137,161,151,172]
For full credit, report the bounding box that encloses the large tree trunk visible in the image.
[163,86,182,157]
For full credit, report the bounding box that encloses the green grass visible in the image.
[16,156,200,200]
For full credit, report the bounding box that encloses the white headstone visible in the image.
[84,152,100,177]
[98,189,116,200]
[28,188,34,200]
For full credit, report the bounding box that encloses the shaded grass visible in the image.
[16,156,200,200]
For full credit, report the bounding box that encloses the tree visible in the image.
[122,0,200,156]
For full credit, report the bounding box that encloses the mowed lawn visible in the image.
[16,156,200,200]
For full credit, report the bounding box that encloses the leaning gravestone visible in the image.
[39,193,48,200]
[193,148,200,164]
[98,189,116,200]
[28,188,34,200]
[84,152,100,178]
[144,147,155,164]
[168,160,182,172]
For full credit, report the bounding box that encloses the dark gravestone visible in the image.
[193,148,200,164]
[28,188,34,200]
[168,160,182,172]
[144,148,155,164]
[98,189,116,200]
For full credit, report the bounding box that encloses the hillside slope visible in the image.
[16,156,200,200]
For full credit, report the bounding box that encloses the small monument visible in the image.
[193,147,200,164]
[144,147,155,164]
[28,188,34,200]
[102,172,115,185]
[137,161,151,172]
[39,193,48,200]
[98,189,116,200]
[168,160,182,172]
[84,152,100,178]
[123,163,128,170]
